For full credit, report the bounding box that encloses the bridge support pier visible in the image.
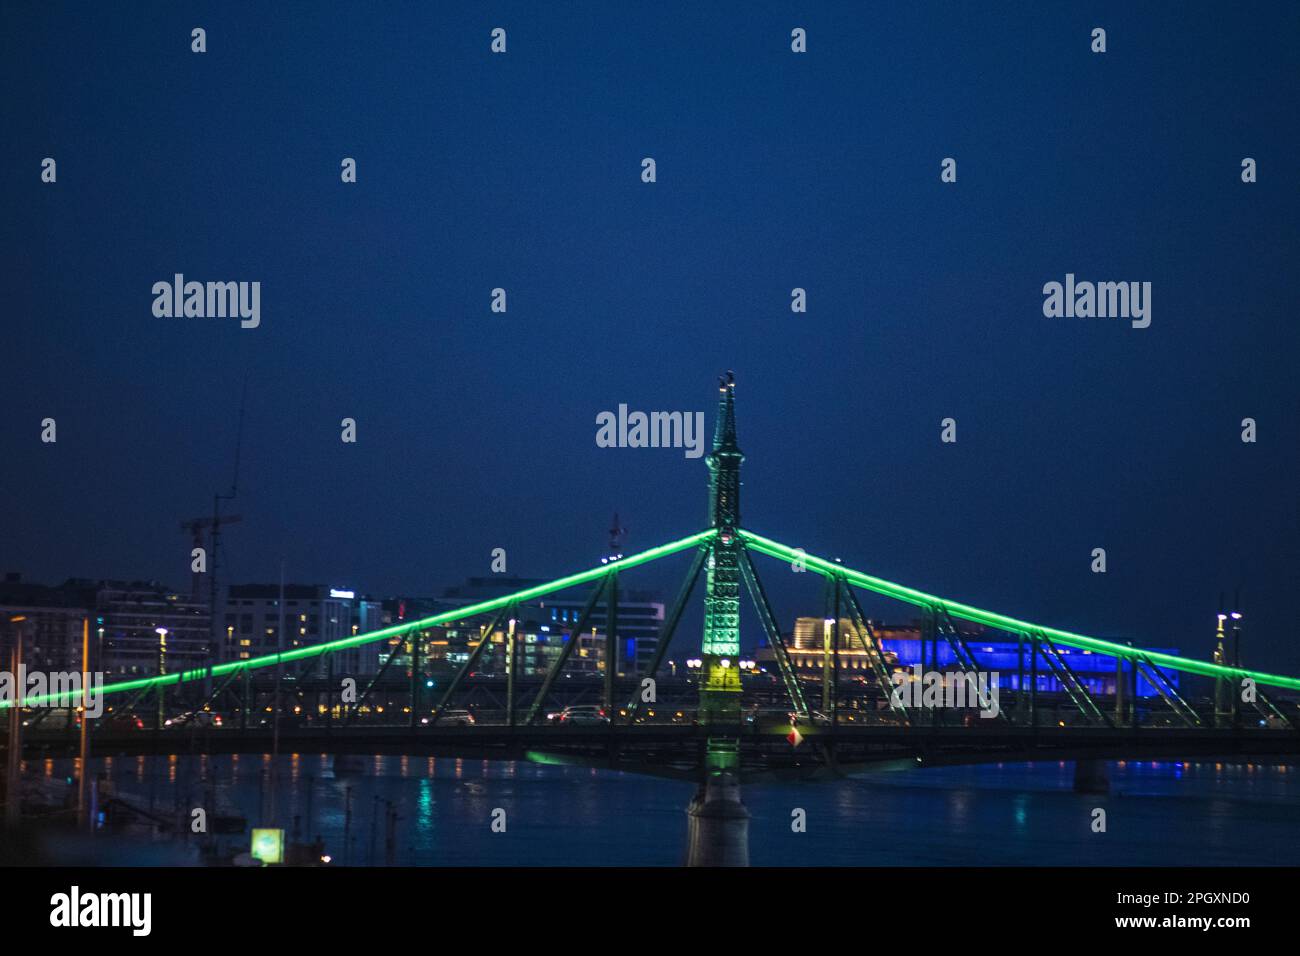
[685,771,750,867]
[1072,759,1110,795]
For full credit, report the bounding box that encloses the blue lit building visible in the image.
[770,618,1178,697]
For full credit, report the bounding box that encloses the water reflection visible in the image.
[39,755,1296,866]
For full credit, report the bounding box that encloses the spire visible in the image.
[706,371,743,529]
[711,370,740,455]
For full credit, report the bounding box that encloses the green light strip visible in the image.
[3,529,717,710]
[741,529,1300,693]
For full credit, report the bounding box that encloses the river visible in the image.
[30,754,1298,865]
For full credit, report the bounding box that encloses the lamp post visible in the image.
[1230,610,1243,725]
[155,627,168,730]
[822,618,835,717]
[6,615,26,828]
[77,617,90,829]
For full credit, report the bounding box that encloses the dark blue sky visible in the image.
[4,3,1298,674]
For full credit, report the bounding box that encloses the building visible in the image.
[436,576,664,677]
[765,616,1179,697]
[773,616,902,680]
[0,573,89,673]
[2,573,213,677]
[541,589,664,675]
[224,584,381,676]
[70,579,209,677]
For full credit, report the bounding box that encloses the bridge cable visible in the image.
[430,606,510,725]
[524,575,611,725]
[626,545,709,723]
[737,547,809,718]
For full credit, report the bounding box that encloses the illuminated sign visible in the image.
[329,589,355,599]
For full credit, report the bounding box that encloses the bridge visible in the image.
[7,375,1300,794]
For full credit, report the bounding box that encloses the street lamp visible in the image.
[822,618,836,717]
[155,627,169,674]
[6,614,27,827]
[155,627,168,729]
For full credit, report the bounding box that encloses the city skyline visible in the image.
[6,7,1297,667]
[4,3,1299,899]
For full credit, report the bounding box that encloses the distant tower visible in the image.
[699,372,744,772]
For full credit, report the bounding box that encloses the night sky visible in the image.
[4,3,1298,675]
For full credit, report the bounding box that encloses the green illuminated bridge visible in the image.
[8,375,1300,783]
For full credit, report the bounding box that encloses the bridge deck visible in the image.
[19,723,1300,782]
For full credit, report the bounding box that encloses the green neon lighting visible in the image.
[741,529,1300,694]
[3,529,717,710]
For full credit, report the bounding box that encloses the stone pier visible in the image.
[685,771,750,866]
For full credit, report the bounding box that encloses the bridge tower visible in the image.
[700,372,744,772]
[686,371,751,865]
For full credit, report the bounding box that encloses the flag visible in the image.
[787,724,804,747]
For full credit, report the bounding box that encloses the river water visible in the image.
[33,755,1299,865]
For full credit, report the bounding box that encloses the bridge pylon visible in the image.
[699,372,745,774]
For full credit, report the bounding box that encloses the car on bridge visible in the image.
[24,710,82,731]
[553,705,609,726]
[786,709,831,727]
[99,711,146,732]
[164,710,222,729]
[435,708,475,727]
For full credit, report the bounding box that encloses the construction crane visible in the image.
[180,514,242,602]
[186,376,250,667]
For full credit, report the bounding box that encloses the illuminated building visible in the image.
[225,584,380,675]
[765,616,1179,696]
